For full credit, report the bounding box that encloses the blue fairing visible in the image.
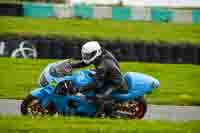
[67,96,96,116]
[72,70,95,89]
[30,69,96,115]
[31,87,52,108]
[112,72,160,101]
[31,87,96,115]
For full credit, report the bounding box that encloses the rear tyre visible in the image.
[114,96,147,119]
[133,96,147,119]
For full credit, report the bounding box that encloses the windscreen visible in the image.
[49,60,72,77]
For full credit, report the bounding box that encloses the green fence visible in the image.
[192,10,200,23]
[1,2,200,23]
[73,5,93,19]
[23,2,54,18]
[151,8,174,22]
[112,7,131,20]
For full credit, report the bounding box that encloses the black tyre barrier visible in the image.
[0,39,38,58]
[170,45,183,64]
[0,3,22,16]
[63,39,83,59]
[104,43,122,61]
[50,39,65,59]
[183,45,196,64]
[36,39,51,58]
[146,44,160,63]
[195,47,200,64]
[159,45,172,63]
[0,36,200,65]
[132,44,147,62]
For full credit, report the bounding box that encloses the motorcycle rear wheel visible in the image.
[114,96,147,119]
[132,96,147,119]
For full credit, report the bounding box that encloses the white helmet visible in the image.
[81,41,102,64]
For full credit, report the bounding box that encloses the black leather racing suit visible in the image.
[71,49,128,115]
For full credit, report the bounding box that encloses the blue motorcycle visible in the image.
[21,59,159,119]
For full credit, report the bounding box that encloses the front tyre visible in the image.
[21,95,44,115]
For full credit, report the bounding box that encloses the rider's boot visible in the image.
[94,95,113,117]
[94,98,105,117]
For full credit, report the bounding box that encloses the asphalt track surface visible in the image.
[0,99,200,121]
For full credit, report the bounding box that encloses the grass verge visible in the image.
[0,58,200,105]
[0,116,200,133]
[1,16,200,44]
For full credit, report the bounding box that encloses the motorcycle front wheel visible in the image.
[21,95,46,115]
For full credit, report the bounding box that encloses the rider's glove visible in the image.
[76,92,86,100]
[89,68,96,77]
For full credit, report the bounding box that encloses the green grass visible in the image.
[0,116,200,133]
[0,58,200,105]
[1,16,200,44]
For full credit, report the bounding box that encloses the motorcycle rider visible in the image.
[71,41,128,116]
